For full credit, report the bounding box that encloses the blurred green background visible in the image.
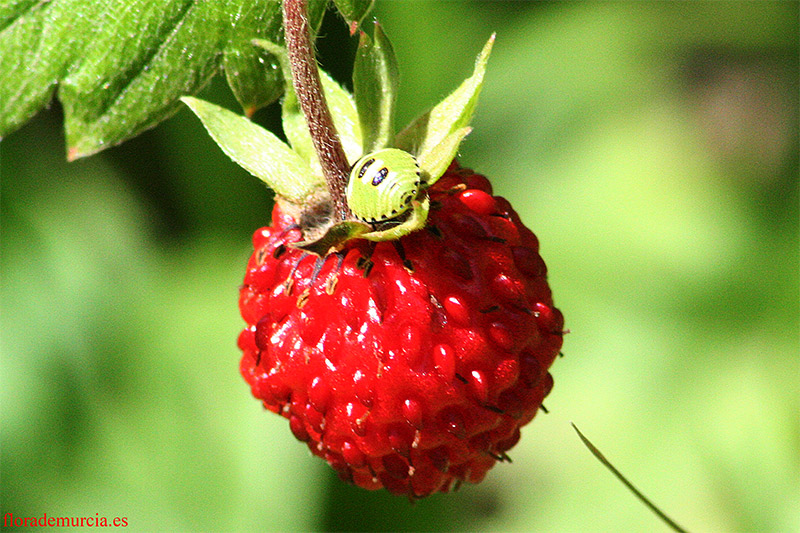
[2,1,798,531]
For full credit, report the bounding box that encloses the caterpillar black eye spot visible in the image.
[358,158,375,179]
[372,167,389,186]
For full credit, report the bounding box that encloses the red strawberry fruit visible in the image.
[237,162,563,496]
[183,0,563,497]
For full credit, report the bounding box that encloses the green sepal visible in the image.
[293,220,370,256]
[181,96,322,205]
[353,22,399,154]
[395,33,494,161]
[332,0,375,33]
[418,127,472,186]
[294,194,430,253]
[257,31,371,166]
[282,69,364,168]
[361,196,430,242]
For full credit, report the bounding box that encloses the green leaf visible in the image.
[0,0,38,32]
[0,0,92,145]
[0,0,330,158]
[282,69,363,168]
[181,96,321,204]
[395,33,494,162]
[353,22,399,153]
[418,127,472,186]
[332,0,374,32]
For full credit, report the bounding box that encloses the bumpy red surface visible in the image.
[238,163,563,497]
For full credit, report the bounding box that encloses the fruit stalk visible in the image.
[283,0,351,221]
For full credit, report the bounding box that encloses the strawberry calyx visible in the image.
[182,3,494,255]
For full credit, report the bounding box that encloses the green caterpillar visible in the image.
[346,148,421,223]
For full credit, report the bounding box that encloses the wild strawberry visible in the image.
[183,1,563,497]
[237,162,563,496]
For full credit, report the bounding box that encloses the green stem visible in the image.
[283,0,351,221]
[572,423,689,533]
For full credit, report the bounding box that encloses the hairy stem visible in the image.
[283,0,351,221]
